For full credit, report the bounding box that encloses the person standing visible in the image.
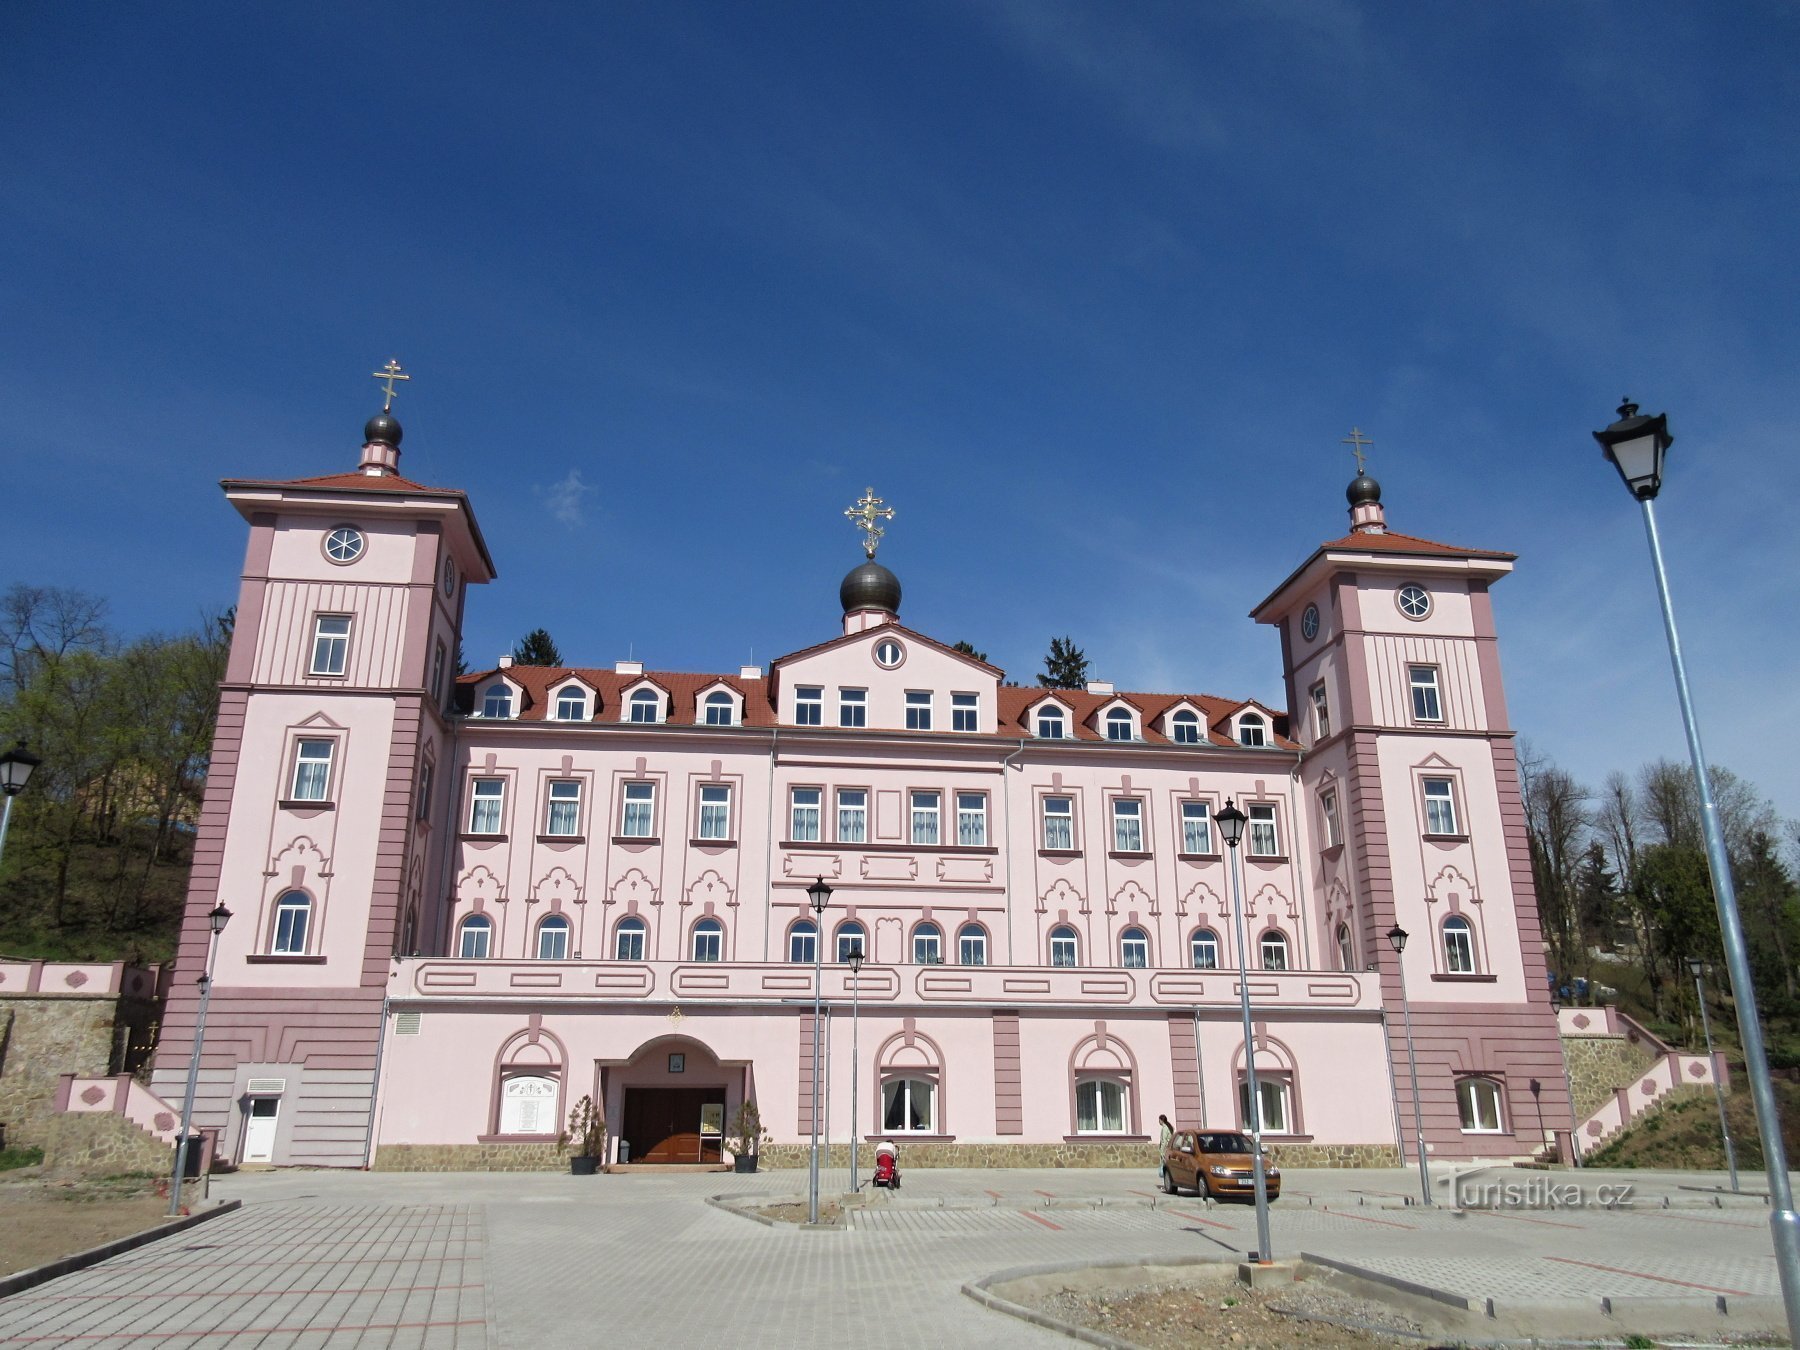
[1157,1113,1173,1153]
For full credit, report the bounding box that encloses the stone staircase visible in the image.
[46,1073,198,1176]
[1558,1007,1726,1157]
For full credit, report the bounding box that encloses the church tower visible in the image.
[1252,446,1574,1163]
[150,369,495,1166]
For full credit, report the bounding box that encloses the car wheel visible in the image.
[1159,1167,1176,1195]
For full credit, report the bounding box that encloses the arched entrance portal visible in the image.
[601,1035,748,1166]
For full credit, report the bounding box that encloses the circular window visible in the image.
[873,638,904,669]
[442,556,456,596]
[323,526,364,564]
[1300,604,1320,641]
[1396,584,1431,620]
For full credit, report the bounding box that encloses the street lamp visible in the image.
[169,901,231,1215]
[0,740,43,868]
[806,876,832,1225]
[1387,926,1431,1207]
[1214,798,1273,1263]
[847,942,864,1192]
[1595,401,1799,1339]
[1688,956,1739,1193]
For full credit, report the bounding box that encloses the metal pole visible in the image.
[851,962,861,1191]
[809,915,822,1225]
[1691,966,1739,1192]
[1225,842,1273,1263]
[0,794,14,868]
[1641,496,1799,1335]
[1394,952,1431,1206]
[167,931,219,1216]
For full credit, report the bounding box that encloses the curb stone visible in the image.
[0,1200,243,1300]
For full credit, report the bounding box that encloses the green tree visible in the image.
[1037,636,1089,690]
[512,628,563,666]
[952,640,988,663]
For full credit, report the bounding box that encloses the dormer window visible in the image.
[553,685,589,721]
[481,684,514,719]
[1103,707,1135,741]
[1170,709,1201,744]
[1035,705,1067,739]
[628,688,660,724]
[1237,712,1267,747]
[703,690,737,726]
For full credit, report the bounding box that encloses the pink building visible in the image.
[150,404,1573,1170]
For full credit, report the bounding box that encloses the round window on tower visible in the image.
[442,556,456,596]
[873,638,905,669]
[1300,604,1320,641]
[1396,584,1431,620]
[323,526,365,565]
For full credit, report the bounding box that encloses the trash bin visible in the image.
[181,1136,206,1177]
[617,1139,630,1165]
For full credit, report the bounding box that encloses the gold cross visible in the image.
[1341,426,1373,475]
[372,359,411,413]
[844,487,895,560]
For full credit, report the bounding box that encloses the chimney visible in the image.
[497,655,513,669]
[739,664,762,680]
[615,659,644,676]
[1085,680,1114,696]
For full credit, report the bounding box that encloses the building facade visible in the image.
[150,407,1574,1170]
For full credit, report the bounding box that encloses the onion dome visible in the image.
[1346,472,1381,506]
[840,560,902,615]
[364,412,404,447]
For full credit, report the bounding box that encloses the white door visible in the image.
[243,1097,280,1162]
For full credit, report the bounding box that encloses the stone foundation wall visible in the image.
[372,1142,568,1172]
[1563,1034,1662,1121]
[41,1110,173,1178]
[0,996,120,1150]
[754,1140,1401,1170]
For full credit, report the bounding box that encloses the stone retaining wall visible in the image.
[372,1142,568,1172]
[755,1140,1401,1170]
[1563,1033,1662,1121]
[42,1110,172,1178]
[0,997,119,1150]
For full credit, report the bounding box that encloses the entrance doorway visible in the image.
[243,1097,280,1162]
[622,1088,724,1164]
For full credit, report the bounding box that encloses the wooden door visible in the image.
[623,1089,725,1163]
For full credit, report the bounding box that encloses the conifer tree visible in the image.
[512,628,563,667]
[1037,636,1089,689]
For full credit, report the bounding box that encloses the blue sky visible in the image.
[4,3,1798,823]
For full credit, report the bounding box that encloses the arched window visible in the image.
[835,920,866,964]
[1190,928,1219,970]
[1259,930,1289,971]
[788,919,817,964]
[1457,1077,1505,1132]
[957,923,987,967]
[1035,706,1066,739]
[1120,926,1149,969]
[703,690,735,726]
[401,903,418,958]
[1076,1079,1128,1133]
[272,891,311,955]
[912,922,943,965]
[629,688,660,723]
[1336,923,1354,972]
[691,917,723,961]
[482,685,513,719]
[1238,712,1266,747]
[536,915,570,960]
[458,914,492,959]
[1104,707,1134,741]
[553,686,587,720]
[1171,709,1201,744]
[1444,916,1476,973]
[881,1077,935,1132]
[615,916,647,961]
[1049,925,1079,968]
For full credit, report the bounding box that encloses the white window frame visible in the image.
[910,790,941,846]
[620,782,656,839]
[1409,665,1443,722]
[957,924,987,966]
[956,792,987,847]
[703,690,736,726]
[1104,707,1134,741]
[1170,709,1200,744]
[432,642,447,705]
[1035,705,1066,739]
[788,920,817,964]
[1042,795,1074,851]
[881,1076,936,1133]
[836,788,867,843]
[1321,789,1342,848]
[951,692,978,732]
[795,685,824,726]
[459,915,492,960]
[836,922,866,963]
[543,780,582,837]
[1311,682,1331,739]
[309,614,351,676]
[790,787,822,843]
[1191,929,1219,969]
[1240,1077,1290,1134]
[627,688,661,724]
[271,891,311,955]
[482,684,514,719]
[1247,802,1280,857]
[416,760,434,821]
[1457,1077,1505,1132]
[536,915,570,960]
[468,778,505,835]
[289,738,335,802]
[912,923,943,964]
[1112,797,1144,852]
[1237,712,1267,747]
[1260,931,1289,971]
[554,686,588,721]
[1120,927,1149,969]
[1337,923,1354,971]
[1076,1078,1128,1133]
[1180,800,1213,855]
[615,917,647,961]
[323,525,364,564]
[1423,776,1459,836]
[905,690,932,731]
[1049,925,1079,968]
[691,919,723,962]
[698,784,731,841]
[1444,915,1476,973]
[838,688,867,728]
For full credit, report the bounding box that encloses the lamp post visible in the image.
[848,942,864,1192]
[1594,401,1799,1338]
[1688,956,1739,1193]
[0,740,43,868]
[169,902,230,1215]
[806,876,832,1225]
[1214,799,1273,1263]
[1386,926,1431,1207]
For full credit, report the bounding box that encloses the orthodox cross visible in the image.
[844,487,895,560]
[1341,426,1373,475]
[372,359,411,413]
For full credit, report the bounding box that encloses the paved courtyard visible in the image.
[0,1165,1785,1346]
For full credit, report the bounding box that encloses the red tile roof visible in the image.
[1315,529,1515,561]
[223,471,461,494]
[995,687,1296,749]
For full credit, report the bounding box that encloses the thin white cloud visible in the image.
[537,468,594,527]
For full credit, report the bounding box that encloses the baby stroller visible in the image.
[872,1139,900,1190]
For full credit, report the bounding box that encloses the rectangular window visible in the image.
[1076,1079,1127,1133]
[310,614,351,676]
[468,778,504,834]
[958,928,986,966]
[952,692,978,732]
[1409,665,1443,722]
[836,788,867,843]
[956,792,987,847]
[1181,801,1213,855]
[698,784,731,840]
[795,685,823,726]
[1112,798,1144,853]
[620,782,655,838]
[838,688,866,728]
[913,928,942,964]
[556,688,586,720]
[290,739,334,801]
[1239,1079,1289,1134]
[416,761,433,821]
[1311,682,1331,739]
[1321,789,1342,848]
[905,690,932,731]
[1248,802,1279,857]
[1423,777,1459,836]
[432,641,447,704]
[544,780,581,836]
[790,787,821,842]
[1042,796,1074,851]
[910,790,941,846]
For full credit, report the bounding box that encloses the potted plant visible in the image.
[561,1094,606,1175]
[727,1098,770,1174]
